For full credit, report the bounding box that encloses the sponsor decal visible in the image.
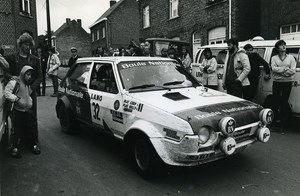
[114,100,120,110]
[91,93,102,101]
[118,61,176,70]
[123,100,144,112]
[194,104,258,120]
[111,110,123,124]
[66,88,83,98]
[163,128,180,140]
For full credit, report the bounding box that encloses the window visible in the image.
[90,63,118,94]
[143,6,150,28]
[169,0,179,19]
[96,30,100,40]
[286,48,300,68]
[68,63,92,87]
[208,27,226,45]
[102,27,106,38]
[298,24,300,32]
[282,26,290,34]
[291,25,297,32]
[92,32,95,42]
[20,0,31,15]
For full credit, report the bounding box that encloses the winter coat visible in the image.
[200,57,218,86]
[222,48,251,86]
[47,53,61,76]
[5,66,35,112]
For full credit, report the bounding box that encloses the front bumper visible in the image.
[150,123,270,166]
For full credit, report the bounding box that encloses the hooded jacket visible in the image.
[4,66,35,112]
[222,48,251,86]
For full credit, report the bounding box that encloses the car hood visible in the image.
[127,87,263,131]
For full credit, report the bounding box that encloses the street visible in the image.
[0,93,300,196]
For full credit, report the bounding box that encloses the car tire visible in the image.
[59,105,79,134]
[133,135,162,179]
[1,116,13,150]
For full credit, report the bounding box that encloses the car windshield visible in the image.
[117,60,199,92]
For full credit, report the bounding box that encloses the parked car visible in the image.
[56,56,273,177]
[191,37,300,116]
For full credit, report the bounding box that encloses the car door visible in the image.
[88,62,125,136]
[65,62,92,124]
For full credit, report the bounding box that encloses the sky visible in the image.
[36,0,111,35]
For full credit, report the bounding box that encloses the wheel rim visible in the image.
[134,139,150,171]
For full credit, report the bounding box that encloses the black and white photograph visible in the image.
[0,0,300,195]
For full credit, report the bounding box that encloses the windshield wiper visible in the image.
[129,84,156,90]
[163,81,183,86]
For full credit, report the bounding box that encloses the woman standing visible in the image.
[181,47,192,73]
[271,40,296,133]
[200,48,218,90]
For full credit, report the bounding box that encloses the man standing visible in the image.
[5,33,42,154]
[36,47,48,96]
[222,38,251,98]
[243,44,271,101]
[47,47,61,97]
[68,47,81,67]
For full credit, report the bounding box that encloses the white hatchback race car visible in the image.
[55,57,273,177]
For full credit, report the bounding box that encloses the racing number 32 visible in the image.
[92,102,101,120]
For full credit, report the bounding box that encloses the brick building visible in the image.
[261,0,300,40]
[0,0,37,55]
[89,0,139,55]
[138,0,261,57]
[52,18,91,66]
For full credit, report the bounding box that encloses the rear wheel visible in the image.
[133,135,163,178]
[1,116,13,150]
[59,105,79,134]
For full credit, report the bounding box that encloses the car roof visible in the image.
[76,56,176,63]
[200,39,300,49]
[145,38,189,45]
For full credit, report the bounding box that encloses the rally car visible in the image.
[55,57,273,177]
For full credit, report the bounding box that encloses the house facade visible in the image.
[261,0,300,40]
[138,0,261,57]
[0,0,37,55]
[52,18,91,66]
[89,0,139,55]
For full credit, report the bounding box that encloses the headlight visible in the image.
[259,109,273,125]
[198,127,210,144]
[219,117,236,136]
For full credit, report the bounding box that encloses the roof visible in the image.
[146,38,189,45]
[76,56,175,63]
[53,19,88,37]
[89,0,125,28]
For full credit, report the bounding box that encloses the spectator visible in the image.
[243,44,271,101]
[271,40,296,133]
[46,47,61,97]
[68,47,81,67]
[180,47,192,72]
[4,66,38,158]
[200,48,218,90]
[222,38,251,98]
[95,47,104,57]
[36,47,48,96]
[5,33,42,155]
[161,48,168,57]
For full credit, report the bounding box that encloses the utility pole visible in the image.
[46,0,52,48]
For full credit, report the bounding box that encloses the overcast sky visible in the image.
[36,0,111,35]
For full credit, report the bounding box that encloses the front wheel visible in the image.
[133,135,163,178]
[59,105,79,134]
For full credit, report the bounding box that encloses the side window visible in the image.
[253,48,266,59]
[286,48,300,68]
[68,63,91,87]
[199,49,227,65]
[90,63,118,94]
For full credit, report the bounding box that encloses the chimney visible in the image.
[66,18,71,25]
[77,19,82,27]
[110,0,116,7]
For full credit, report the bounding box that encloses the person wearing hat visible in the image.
[47,47,61,97]
[5,33,42,155]
[68,47,81,67]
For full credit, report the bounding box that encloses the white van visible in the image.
[191,38,300,116]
